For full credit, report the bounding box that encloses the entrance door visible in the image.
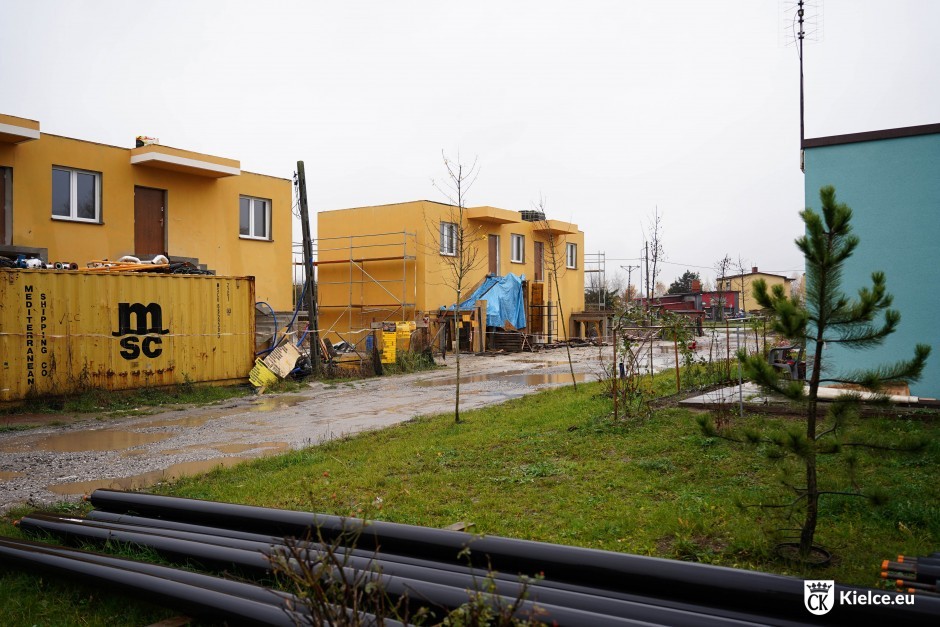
[488,235,499,275]
[534,241,544,282]
[134,186,166,256]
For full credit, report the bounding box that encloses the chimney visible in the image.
[691,279,701,292]
[751,266,758,274]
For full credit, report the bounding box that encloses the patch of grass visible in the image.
[1,375,937,624]
[0,382,255,418]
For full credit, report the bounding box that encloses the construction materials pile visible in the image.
[882,554,940,596]
[4,490,938,625]
[0,254,212,274]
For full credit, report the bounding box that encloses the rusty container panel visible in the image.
[0,270,255,401]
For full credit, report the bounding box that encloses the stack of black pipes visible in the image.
[882,554,940,596]
[6,489,939,626]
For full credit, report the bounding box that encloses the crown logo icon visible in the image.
[807,582,832,593]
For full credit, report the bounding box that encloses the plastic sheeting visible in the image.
[447,273,527,329]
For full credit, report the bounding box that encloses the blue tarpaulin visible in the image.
[446,273,527,329]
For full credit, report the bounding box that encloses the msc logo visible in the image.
[112,302,170,360]
[804,580,835,616]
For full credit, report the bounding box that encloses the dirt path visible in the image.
[1,346,628,513]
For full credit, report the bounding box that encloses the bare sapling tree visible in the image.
[535,199,577,390]
[713,254,733,321]
[432,152,484,423]
[645,208,665,301]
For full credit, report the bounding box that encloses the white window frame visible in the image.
[566,242,577,269]
[239,195,271,240]
[440,221,457,256]
[51,166,101,223]
[510,233,525,263]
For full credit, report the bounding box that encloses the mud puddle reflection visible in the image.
[0,430,172,453]
[418,372,588,387]
[48,456,261,496]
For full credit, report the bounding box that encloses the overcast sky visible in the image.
[2,1,937,288]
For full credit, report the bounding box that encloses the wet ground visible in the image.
[0,342,701,513]
[0,347,602,511]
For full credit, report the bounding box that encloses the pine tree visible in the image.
[702,186,930,558]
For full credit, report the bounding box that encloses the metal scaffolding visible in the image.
[296,231,417,352]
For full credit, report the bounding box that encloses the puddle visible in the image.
[138,415,219,429]
[248,395,309,411]
[211,441,289,455]
[0,471,24,481]
[122,449,150,457]
[133,396,309,430]
[0,429,173,453]
[47,456,255,496]
[418,372,589,387]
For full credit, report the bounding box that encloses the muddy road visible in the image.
[2,346,657,513]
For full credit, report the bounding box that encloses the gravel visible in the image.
[1,347,622,513]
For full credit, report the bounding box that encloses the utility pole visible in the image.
[798,0,805,170]
[296,161,320,375]
[621,264,639,306]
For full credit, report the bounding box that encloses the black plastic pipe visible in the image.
[86,510,802,626]
[0,537,305,626]
[88,489,940,623]
[2,534,294,607]
[18,514,644,627]
[34,512,767,627]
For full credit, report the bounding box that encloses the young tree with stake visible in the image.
[432,153,484,423]
[702,186,930,559]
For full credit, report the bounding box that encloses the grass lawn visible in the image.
[1,378,938,625]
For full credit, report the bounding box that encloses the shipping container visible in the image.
[0,269,255,401]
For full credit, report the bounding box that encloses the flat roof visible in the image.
[803,123,940,149]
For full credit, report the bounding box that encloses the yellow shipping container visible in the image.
[0,269,255,401]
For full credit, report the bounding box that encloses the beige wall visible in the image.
[317,200,585,345]
[719,272,793,313]
[0,130,292,310]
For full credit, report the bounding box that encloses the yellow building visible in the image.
[717,266,795,314]
[0,113,292,310]
[316,201,585,348]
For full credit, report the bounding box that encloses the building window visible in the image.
[566,242,577,269]
[240,196,271,240]
[52,167,100,222]
[511,234,525,263]
[439,221,457,256]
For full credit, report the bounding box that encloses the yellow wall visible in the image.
[317,200,585,345]
[0,131,292,310]
[719,272,793,313]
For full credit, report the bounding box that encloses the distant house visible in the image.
[0,113,293,309]
[316,201,585,348]
[803,123,940,397]
[717,267,794,314]
[634,280,738,322]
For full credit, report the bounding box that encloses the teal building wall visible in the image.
[803,125,940,397]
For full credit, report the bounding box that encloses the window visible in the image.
[566,242,577,269]
[440,221,457,255]
[511,233,525,263]
[52,167,100,222]
[240,196,271,240]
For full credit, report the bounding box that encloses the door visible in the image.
[134,186,166,256]
[534,241,544,282]
[530,281,544,334]
[488,234,499,275]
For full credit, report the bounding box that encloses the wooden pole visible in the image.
[673,335,681,394]
[297,161,320,375]
[613,325,618,419]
